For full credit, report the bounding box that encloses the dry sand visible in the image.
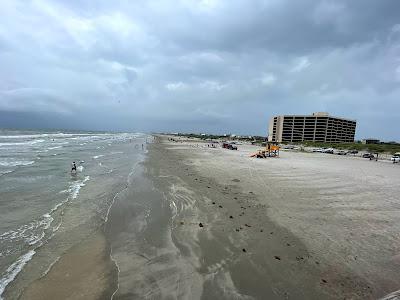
[158,136,400,299]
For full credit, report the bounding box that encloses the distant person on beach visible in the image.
[71,161,77,173]
[142,144,144,150]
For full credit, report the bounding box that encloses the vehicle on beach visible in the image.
[391,155,400,163]
[312,148,324,153]
[283,145,295,149]
[348,150,359,155]
[336,150,347,155]
[250,142,280,158]
[323,148,334,154]
[222,142,238,150]
[362,153,375,159]
[229,144,238,150]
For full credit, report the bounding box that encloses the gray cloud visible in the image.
[0,0,399,140]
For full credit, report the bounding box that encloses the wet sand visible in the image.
[103,137,331,299]
[20,230,116,300]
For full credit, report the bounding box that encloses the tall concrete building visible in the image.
[268,112,356,143]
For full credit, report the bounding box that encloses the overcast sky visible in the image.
[0,0,399,140]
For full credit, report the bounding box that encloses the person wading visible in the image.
[71,161,77,173]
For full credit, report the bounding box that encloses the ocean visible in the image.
[0,129,149,299]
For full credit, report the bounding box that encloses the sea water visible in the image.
[0,129,149,299]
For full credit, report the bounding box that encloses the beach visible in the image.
[2,133,400,299]
[100,135,400,299]
[149,136,400,299]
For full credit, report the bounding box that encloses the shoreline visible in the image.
[19,230,117,300]
[13,173,132,300]
[2,135,146,300]
[8,135,400,299]
[147,136,335,299]
[15,180,131,300]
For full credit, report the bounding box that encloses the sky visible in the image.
[0,0,400,140]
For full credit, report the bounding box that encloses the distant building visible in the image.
[362,138,380,144]
[268,112,356,143]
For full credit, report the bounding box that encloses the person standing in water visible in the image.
[71,161,77,173]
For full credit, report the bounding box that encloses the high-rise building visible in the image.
[268,112,356,143]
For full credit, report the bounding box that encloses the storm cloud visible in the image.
[0,0,399,139]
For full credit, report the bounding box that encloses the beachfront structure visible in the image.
[268,112,356,143]
[362,138,380,144]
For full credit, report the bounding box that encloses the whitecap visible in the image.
[47,146,62,150]
[0,170,13,176]
[0,139,45,147]
[0,161,34,167]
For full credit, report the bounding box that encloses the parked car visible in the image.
[222,142,237,150]
[336,150,347,155]
[283,145,295,149]
[348,150,359,155]
[362,153,375,159]
[323,148,334,154]
[312,148,324,153]
[391,155,400,163]
[228,144,238,150]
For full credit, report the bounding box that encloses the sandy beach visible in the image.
[140,135,400,299]
[9,134,400,299]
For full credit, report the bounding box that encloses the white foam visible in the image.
[47,146,62,150]
[0,161,34,167]
[0,139,45,147]
[0,250,36,300]
[0,134,48,139]
[93,155,104,159]
[50,199,67,212]
[52,221,62,232]
[0,170,13,176]
[0,213,54,246]
[41,256,60,278]
[27,232,45,246]
[69,176,90,199]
